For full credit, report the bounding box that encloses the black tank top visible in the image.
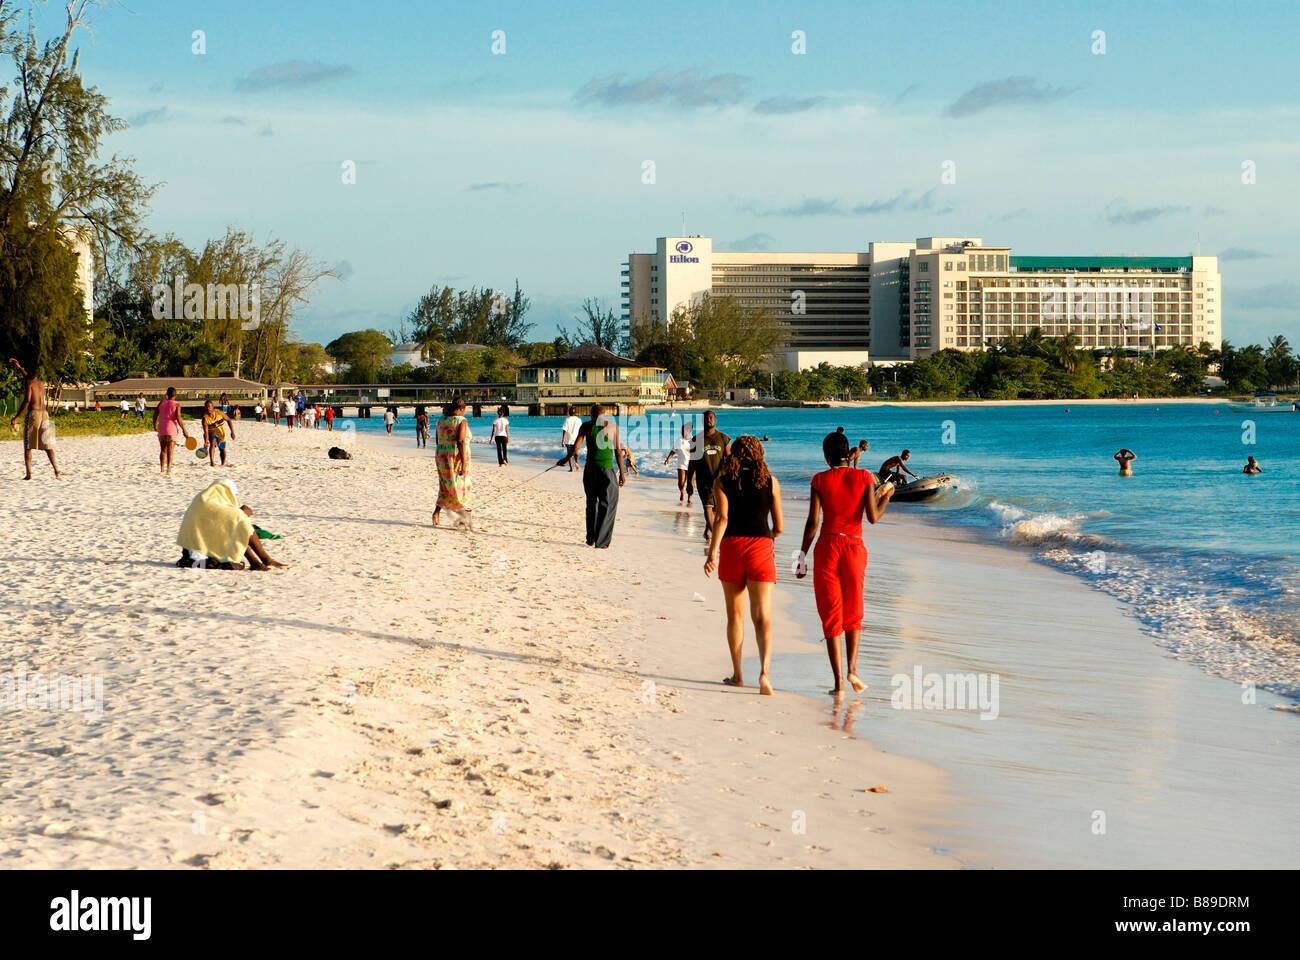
[719,469,772,538]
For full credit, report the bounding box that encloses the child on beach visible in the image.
[703,435,783,695]
[797,432,895,697]
[201,400,236,467]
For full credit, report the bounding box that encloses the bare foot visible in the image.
[264,559,289,570]
[432,512,440,527]
[759,673,774,696]
[848,673,867,693]
[830,685,845,697]
[722,675,744,687]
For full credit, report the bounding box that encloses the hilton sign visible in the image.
[669,239,700,264]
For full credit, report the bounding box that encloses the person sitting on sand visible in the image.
[7,357,60,480]
[1114,448,1137,476]
[878,449,917,486]
[177,479,287,570]
[201,400,236,467]
[847,440,869,468]
[1243,456,1262,475]
[703,435,784,695]
[797,432,895,697]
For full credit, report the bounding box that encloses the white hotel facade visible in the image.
[623,236,1221,369]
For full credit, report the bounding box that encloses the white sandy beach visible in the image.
[0,423,961,869]
[3,420,1295,869]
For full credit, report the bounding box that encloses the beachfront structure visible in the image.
[88,375,270,405]
[515,342,669,414]
[624,235,1222,366]
[624,237,871,371]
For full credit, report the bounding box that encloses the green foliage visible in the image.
[559,298,624,352]
[325,329,391,383]
[404,279,533,354]
[630,296,785,392]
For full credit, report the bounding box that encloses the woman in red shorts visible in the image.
[704,435,784,695]
[796,431,894,697]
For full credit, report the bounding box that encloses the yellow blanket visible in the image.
[177,480,253,564]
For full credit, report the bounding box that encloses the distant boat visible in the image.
[1226,393,1297,413]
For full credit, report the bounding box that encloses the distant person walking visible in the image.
[118,398,130,419]
[433,396,472,528]
[703,435,783,695]
[797,432,895,697]
[559,403,625,548]
[383,407,396,436]
[664,422,692,505]
[490,405,510,466]
[686,410,731,539]
[152,386,191,475]
[7,358,60,479]
[324,405,335,431]
[135,393,147,418]
[561,405,583,472]
[415,405,429,448]
[1114,448,1137,476]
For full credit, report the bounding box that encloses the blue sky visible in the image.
[34,0,1300,346]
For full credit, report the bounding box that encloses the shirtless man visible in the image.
[8,358,60,479]
[1114,448,1137,476]
[1243,456,1262,475]
[878,449,917,486]
[847,440,869,468]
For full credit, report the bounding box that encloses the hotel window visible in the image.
[918,262,929,272]
[544,368,559,383]
[957,263,965,271]
[944,261,953,270]
[604,367,620,382]
[575,369,587,383]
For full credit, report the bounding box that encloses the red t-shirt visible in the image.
[811,468,874,537]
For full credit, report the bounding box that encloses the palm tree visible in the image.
[1265,335,1294,389]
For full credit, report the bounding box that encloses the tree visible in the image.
[1,0,154,377]
[1265,335,1296,389]
[326,329,391,383]
[680,295,786,392]
[559,298,623,352]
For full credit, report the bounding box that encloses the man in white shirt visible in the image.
[560,405,583,472]
[119,398,131,419]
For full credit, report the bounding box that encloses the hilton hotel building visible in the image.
[623,235,1221,368]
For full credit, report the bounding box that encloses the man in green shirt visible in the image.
[558,403,625,548]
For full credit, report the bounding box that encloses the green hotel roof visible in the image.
[1009,256,1193,271]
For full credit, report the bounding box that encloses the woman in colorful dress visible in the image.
[433,395,472,529]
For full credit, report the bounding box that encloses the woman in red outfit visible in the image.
[704,435,784,695]
[796,432,895,696]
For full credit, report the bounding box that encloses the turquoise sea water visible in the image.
[343,403,1300,699]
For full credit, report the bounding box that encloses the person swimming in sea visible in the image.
[1243,456,1262,475]
[1114,449,1137,476]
